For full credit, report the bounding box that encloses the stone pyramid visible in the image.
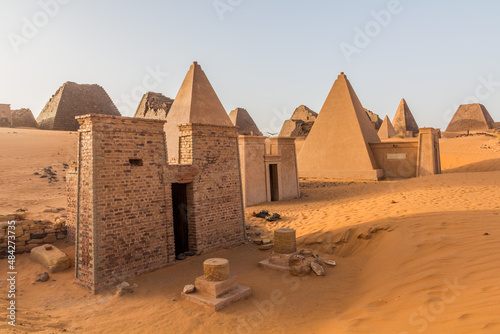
[36,81,120,131]
[378,115,396,139]
[12,108,37,128]
[165,62,234,161]
[134,92,173,120]
[229,108,263,136]
[392,99,419,136]
[365,108,383,130]
[297,73,383,180]
[446,103,495,132]
[291,105,318,122]
[279,105,317,137]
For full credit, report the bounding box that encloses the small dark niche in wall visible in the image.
[129,159,143,166]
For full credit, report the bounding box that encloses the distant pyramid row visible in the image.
[30,65,498,134]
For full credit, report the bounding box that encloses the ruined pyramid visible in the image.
[134,92,173,120]
[279,105,317,137]
[297,72,383,180]
[165,62,234,161]
[392,99,419,136]
[12,108,37,128]
[229,108,263,136]
[446,103,495,132]
[365,108,383,130]
[378,115,396,139]
[37,82,120,131]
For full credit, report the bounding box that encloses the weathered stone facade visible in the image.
[37,82,121,131]
[0,104,12,127]
[11,108,37,128]
[134,92,174,120]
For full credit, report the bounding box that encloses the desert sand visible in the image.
[1,127,499,334]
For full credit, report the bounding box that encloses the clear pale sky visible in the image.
[1,0,499,134]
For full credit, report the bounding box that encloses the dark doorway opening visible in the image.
[172,183,189,256]
[269,164,279,201]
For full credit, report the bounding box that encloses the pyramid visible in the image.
[378,115,396,139]
[446,103,495,132]
[392,99,419,136]
[12,108,37,128]
[229,108,263,136]
[291,105,318,122]
[37,82,120,131]
[297,73,383,180]
[279,105,317,137]
[134,92,173,120]
[365,108,383,130]
[165,62,234,161]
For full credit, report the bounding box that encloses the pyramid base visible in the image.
[182,284,252,311]
[298,169,384,181]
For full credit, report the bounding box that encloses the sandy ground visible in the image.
[0,128,499,334]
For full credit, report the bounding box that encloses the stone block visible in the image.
[30,244,70,273]
[182,284,251,312]
[195,275,238,299]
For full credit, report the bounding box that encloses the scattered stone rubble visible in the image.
[34,164,69,183]
[258,228,336,277]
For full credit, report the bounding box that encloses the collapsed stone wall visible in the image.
[37,82,121,131]
[134,92,173,120]
[0,213,67,256]
[11,108,37,128]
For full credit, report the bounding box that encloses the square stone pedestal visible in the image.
[182,276,251,311]
[258,252,295,272]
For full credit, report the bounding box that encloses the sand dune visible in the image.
[0,129,499,333]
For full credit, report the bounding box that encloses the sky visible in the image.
[1,0,500,134]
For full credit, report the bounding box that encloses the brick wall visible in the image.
[70,116,245,293]
[178,124,245,254]
[74,115,173,293]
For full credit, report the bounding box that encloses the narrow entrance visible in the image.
[172,183,189,255]
[269,164,279,201]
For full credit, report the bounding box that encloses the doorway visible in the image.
[269,164,279,201]
[172,183,189,255]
